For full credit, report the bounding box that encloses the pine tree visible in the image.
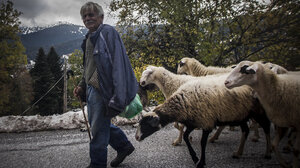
[30,48,56,116]
[47,47,63,114]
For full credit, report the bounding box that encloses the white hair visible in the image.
[80,2,104,18]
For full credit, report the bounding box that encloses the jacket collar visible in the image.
[81,24,105,54]
[85,24,105,46]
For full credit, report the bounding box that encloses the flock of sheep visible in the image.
[134,58,300,168]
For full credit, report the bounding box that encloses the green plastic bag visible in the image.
[119,94,143,119]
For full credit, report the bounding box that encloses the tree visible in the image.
[30,48,57,116]
[248,0,300,69]
[47,47,64,114]
[0,0,27,116]
[9,67,34,116]
[110,0,300,69]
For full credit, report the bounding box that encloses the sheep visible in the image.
[140,65,237,146]
[224,60,300,168]
[136,73,271,168]
[251,61,289,142]
[140,65,201,145]
[263,62,288,74]
[177,57,232,76]
[177,57,237,143]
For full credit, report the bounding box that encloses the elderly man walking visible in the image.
[74,2,138,168]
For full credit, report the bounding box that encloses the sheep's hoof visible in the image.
[172,140,182,146]
[196,160,205,168]
[232,152,241,159]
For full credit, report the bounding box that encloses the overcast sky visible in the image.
[5,0,118,27]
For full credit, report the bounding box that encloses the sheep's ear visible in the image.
[179,60,185,67]
[142,67,153,77]
[240,64,256,74]
[246,64,258,74]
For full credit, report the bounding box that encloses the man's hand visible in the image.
[73,86,83,98]
[74,86,86,102]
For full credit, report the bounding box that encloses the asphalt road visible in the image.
[0,125,292,168]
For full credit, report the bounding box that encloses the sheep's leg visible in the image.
[197,130,211,168]
[272,126,289,168]
[209,126,225,143]
[183,126,198,164]
[283,128,295,153]
[172,122,184,146]
[261,124,272,159]
[251,120,260,142]
[292,131,299,168]
[253,114,271,159]
[263,132,272,159]
[232,122,249,158]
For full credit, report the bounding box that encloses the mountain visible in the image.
[20,23,88,61]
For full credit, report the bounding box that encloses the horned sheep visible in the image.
[224,61,300,168]
[137,71,271,168]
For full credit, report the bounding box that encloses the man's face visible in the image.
[82,10,103,32]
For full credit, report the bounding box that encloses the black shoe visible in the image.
[110,145,135,167]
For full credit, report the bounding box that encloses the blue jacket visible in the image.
[81,24,138,117]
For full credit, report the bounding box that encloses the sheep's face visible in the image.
[225,61,259,89]
[264,63,287,74]
[138,82,158,92]
[135,113,161,141]
[177,58,190,75]
[140,66,155,87]
[263,62,279,74]
[263,62,274,70]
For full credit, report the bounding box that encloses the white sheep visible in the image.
[177,57,237,143]
[177,57,232,76]
[263,62,288,74]
[224,60,300,168]
[252,61,289,141]
[136,72,271,168]
[140,65,236,146]
[140,65,200,145]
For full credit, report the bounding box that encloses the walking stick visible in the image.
[67,70,92,141]
[77,95,92,141]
